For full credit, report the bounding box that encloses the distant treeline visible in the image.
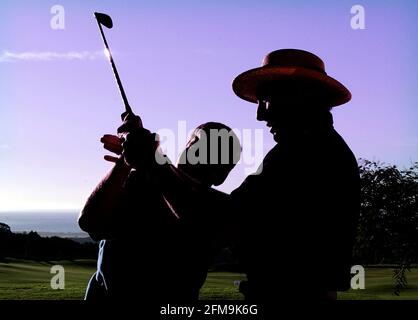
[0,224,98,261]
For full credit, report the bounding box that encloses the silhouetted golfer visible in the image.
[230,49,360,301]
[79,116,240,301]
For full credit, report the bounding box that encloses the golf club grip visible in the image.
[120,111,143,130]
[124,103,133,115]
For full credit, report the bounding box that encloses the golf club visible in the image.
[94,12,133,115]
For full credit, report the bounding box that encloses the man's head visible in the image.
[255,80,332,142]
[177,122,241,187]
[232,49,351,142]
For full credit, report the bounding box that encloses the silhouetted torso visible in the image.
[92,169,213,301]
[231,112,360,301]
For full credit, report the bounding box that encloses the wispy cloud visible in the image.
[0,50,104,63]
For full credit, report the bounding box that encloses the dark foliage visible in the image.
[354,159,418,294]
[354,160,418,264]
[0,225,98,261]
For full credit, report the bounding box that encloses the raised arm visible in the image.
[78,156,131,240]
[79,113,145,240]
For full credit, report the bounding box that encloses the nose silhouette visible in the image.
[257,101,268,121]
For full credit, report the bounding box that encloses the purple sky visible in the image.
[1,0,417,211]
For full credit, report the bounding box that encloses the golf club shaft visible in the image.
[96,21,133,115]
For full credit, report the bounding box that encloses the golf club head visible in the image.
[94,12,113,29]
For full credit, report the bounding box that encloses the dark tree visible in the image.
[0,222,11,234]
[354,159,418,294]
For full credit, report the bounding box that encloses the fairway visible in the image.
[0,259,95,300]
[0,259,417,300]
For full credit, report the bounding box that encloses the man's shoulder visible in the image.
[260,143,282,169]
[327,129,358,166]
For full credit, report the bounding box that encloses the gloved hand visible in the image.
[122,129,160,169]
[117,111,143,134]
[117,113,159,169]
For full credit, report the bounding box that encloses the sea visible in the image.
[0,210,88,238]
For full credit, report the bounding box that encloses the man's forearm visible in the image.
[152,164,229,220]
[78,160,132,236]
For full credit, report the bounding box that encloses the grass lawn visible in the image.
[0,259,95,300]
[338,267,418,300]
[0,259,417,300]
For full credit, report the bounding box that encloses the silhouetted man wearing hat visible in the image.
[230,49,360,301]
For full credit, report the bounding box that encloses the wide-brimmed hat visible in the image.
[232,49,351,107]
